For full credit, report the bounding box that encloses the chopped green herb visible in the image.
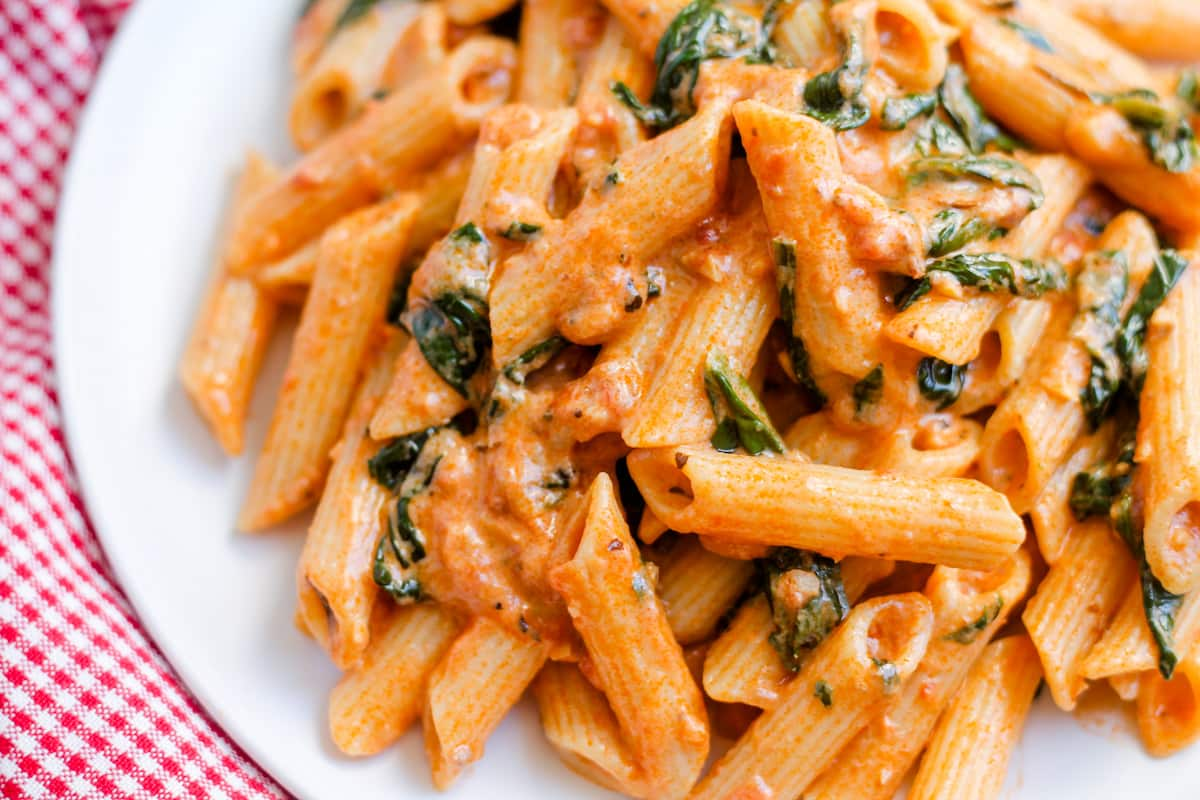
[646,265,665,298]
[917,357,966,410]
[410,292,491,397]
[1071,250,1129,430]
[542,466,575,490]
[938,64,1019,154]
[605,166,623,186]
[450,221,486,244]
[880,92,938,131]
[804,20,870,131]
[1117,250,1190,393]
[1112,492,1185,679]
[914,118,971,159]
[999,19,1053,53]
[705,350,785,455]
[332,0,382,35]
[372,435,445,604]
[501,336,566,385]
[898,252,1066,312]
[1095,89,1196,173]
[908,155,1043,198]
[611,0,764,130]
[814,680,834,708]
[925,208,995,257]
[368,427,438,491]
[500,221,542,241]
[852,364,884,416]
[765,549,850,671]
[873,657,900,693]
[773,237,826,405]
[1067,248,1191,679]
[943,596,1003,644]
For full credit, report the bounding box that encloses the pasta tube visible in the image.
[179,151,280,456]
[239,193,419,531]
[689,594,934,800]
[908,635,1044,800]
[629,446,1025,570]
[550,474,709,800]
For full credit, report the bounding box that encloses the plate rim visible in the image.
[50,1,301,796]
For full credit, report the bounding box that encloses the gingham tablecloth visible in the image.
[0,2,286,797]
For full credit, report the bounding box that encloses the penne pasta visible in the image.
[328,602,460,756]
[179,151,280,456]
[423,615,549,788]
[804,552,1033,800]
[653,534,755,646]
[228,37,516,272]
[532,661,640,792]
[296,328,406,670]
[289,1,419,151]
[549,473,709,799]
[1023,518,1137,710]
[1081,580,1200,684]
[239,193,419,531]
[908,634,1044,800]
[689,594,934,800]
[1138,260,1200,595]
[1137,643,1200,757]
[630,445,1025,570]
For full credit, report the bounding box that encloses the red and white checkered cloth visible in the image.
[0,2,287,797]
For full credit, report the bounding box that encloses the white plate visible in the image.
[52,1,1200,798]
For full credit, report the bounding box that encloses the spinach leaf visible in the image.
[410,292,491,397]
[502,336,567,384]
[914,118,970,158]
[385,269,413,328]
[611,0,763,130]
[1095,89,1197,173]
[917,357,965,410]
[764,549,850,671]
[852,364,884,416]
[1117,250,1190,393]
[769,239,828,406]
[372,434,444,604]
[499,221,542,241]
[999,19,1053,53]
[938,64,1018,154]
[880,92,938,132]
[804,21,870,131]
[925,208,996,257]
[705,350,785,455]
[908,155,1043,198]
[899,252,1066,311]
[1072,251,1129,430]
[333,0,382,35]
[1112,493,1185,679]
[773,237,826,405]
[943,595,1003,643]
[368,427,438,491]
[1068,434,1134,522]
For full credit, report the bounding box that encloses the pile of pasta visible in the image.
[180,0,1200,796]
